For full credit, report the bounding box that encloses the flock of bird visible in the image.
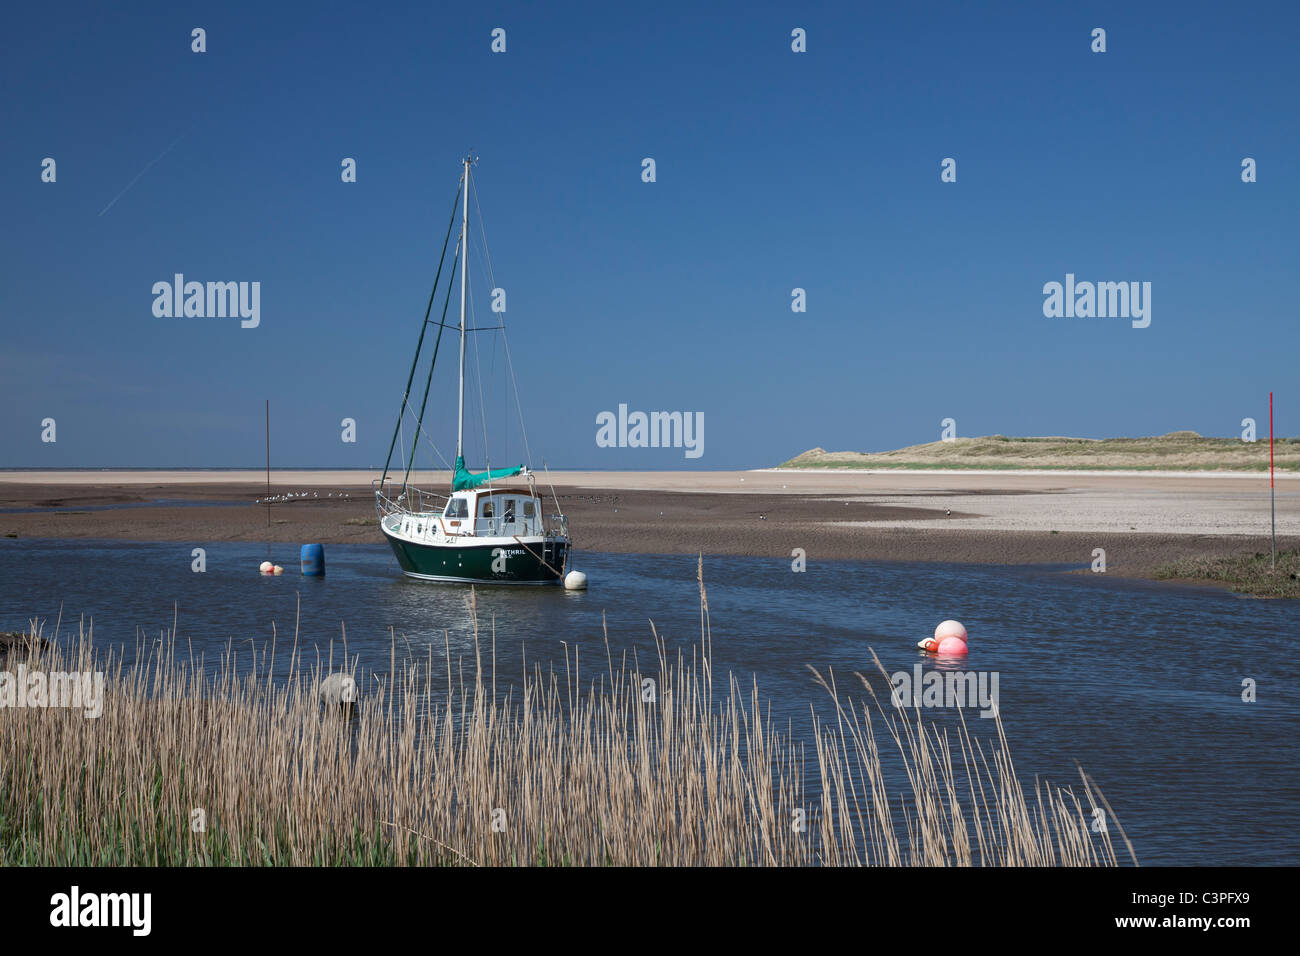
[250,485,955,524]
[254,491,352,505]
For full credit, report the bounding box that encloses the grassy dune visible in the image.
[0,571,1132,867]
[1154,548,1300,598]
[781,432,1300,472]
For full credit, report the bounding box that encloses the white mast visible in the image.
[456,156,471,463]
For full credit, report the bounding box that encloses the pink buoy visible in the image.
[918,619,970,654]
[935,620,968,643]
[937,635,969,655]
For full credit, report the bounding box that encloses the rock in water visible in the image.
[319,673,358,708]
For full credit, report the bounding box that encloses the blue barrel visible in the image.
[300,543,326,577]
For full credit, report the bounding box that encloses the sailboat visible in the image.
[372,155,570,584]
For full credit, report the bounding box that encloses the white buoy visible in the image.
[564,570,588,590]
[272,564,284,575]
[259,561,273,574]
[935,619,968,642]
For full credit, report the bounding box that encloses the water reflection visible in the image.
[1,537,1297,864]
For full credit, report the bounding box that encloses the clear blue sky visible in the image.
[2,1,1296,469]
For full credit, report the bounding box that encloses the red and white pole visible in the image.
[1270,391,1276,570]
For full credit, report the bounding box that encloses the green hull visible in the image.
[382,528,567,585]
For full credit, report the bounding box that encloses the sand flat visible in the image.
[0,470,1293,576]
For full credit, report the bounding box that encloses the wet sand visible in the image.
[1,470,1294,579]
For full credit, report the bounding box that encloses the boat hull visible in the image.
[381,527,567,585]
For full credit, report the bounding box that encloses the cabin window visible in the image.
[444,499,468,519]
[482,501,494,519]
[504,500,516,522]
[523,501,535,519]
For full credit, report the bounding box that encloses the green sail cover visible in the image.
[452,455,525,491]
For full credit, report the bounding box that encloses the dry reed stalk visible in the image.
[0,580,1134,867]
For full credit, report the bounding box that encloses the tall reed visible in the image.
[0,572,1134,866]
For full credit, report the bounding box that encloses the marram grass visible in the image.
[1154,547,1300,598]
[0,573,1134,867]
[781,433,1300,471]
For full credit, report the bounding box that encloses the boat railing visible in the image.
[545,513,569,540]
[372,479,446,519]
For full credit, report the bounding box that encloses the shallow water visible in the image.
[1,537,1296,865]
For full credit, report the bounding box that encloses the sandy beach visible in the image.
[1,469,1294,579]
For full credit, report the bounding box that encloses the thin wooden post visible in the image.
[266,399,272,559]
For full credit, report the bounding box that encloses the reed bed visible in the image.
[0,569,1134,866]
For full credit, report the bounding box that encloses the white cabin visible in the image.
[394,487,546,542]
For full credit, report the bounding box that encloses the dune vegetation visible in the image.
[1154,548,1300,598]
[781,432,1300,472]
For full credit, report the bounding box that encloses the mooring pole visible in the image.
[266,400,272,560]
[1270,391,1276,570]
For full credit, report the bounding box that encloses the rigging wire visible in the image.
[468,217,505,466]
[403,238,461,490]
[380,177,463,489]
[470,174,507,459]
[399,394,454,471]
[467,276,494,491]
[466,169,494,492]
[469,171,558,508]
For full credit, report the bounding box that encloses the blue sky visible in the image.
[2,1,1296,469]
